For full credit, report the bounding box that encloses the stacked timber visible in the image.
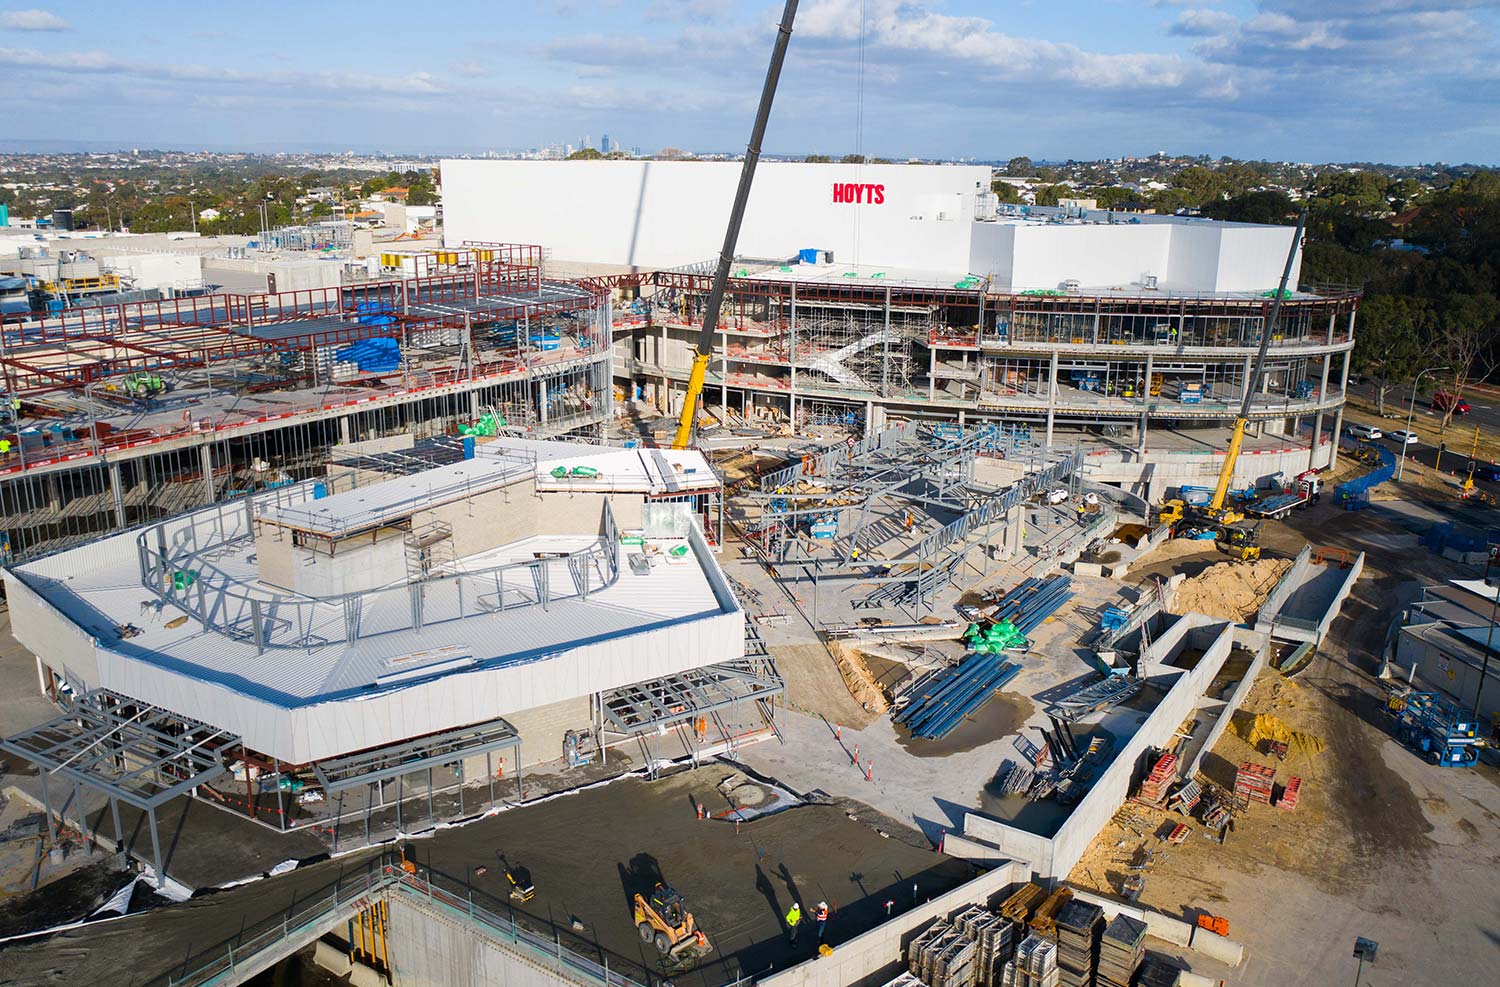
[1096,914,1147,987]
[1053,899,1105,987]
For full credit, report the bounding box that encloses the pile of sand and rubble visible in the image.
[1171,557,1291,623]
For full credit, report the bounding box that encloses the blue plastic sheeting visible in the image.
[1423,522,1500,554]
[334,336,401,373]
[1334,442,1396,510]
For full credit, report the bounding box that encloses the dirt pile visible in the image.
[1171,558,1292,622]
[1231,711,1326,756]
[827,640,891,714]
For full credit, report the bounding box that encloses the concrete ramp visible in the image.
[1255,546,1364,646]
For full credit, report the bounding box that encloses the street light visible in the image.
[1395,365,1448,481]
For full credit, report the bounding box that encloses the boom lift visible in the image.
[1160,211,1307,534]
[672,0,799,450]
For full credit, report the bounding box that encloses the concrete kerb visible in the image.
[1067,887,1245,968]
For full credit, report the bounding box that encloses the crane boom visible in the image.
[1208,209,1308,515]
[671,0,799,450]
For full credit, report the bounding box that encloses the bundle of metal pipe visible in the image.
[894,653,1021,740]
[989,574,1074,635]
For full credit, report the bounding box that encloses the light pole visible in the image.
[1395,365,1447,481]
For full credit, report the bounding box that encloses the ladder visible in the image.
[403,521,454,582]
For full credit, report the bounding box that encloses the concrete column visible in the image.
[928,347,936,401]
[789,283,798,424]
[1049,351,1060,400]
[537,379,548,423]
[108,461,126,528]
[1004,503,1025,559]
[1327,310,1336,345]
[1045,406,1055,449]
[200,442,215,504]
[338,415,351,444]
[864,400,875,438]
[1311,352,1333,469]
[1137,413,1149,456]
[1329,350,1352,471]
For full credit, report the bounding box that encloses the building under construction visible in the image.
[1,434,772,877]
[0,244,616,565]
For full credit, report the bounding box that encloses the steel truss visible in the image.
[0,688,238,877]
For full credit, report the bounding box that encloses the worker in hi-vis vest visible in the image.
[785,901,802,943]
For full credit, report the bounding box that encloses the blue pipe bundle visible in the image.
[988,574,1073,635]
[894,655,1021,740]
[334,337,401,374]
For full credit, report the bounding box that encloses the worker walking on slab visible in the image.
[785,901,802,943]
[815,901,830,944]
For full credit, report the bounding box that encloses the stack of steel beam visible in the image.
[895,655,1021,740]
[990,575,1075,635]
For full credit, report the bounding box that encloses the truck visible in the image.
[1243,472,1323,519]
[1432,391,1471,416]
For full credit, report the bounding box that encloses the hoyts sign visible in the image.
[832,182,885,205]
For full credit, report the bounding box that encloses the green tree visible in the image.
[567,148,604,160]
[1201,190,1296,225]
[804,154,832,163]
[1004,156,1033,176]
[840,154,866,164]
[991,181,1023,204]
[1434,292,1500,433]
[1352,295,1432,415]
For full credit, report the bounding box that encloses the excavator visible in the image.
[1158,210,1308,563]
[671,0,799,450]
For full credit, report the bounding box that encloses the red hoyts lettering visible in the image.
[833,183,885,205]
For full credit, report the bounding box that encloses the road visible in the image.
[1347,379,1500,442]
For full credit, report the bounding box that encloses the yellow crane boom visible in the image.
[1207,210,1308,517]
[673,1,800,450]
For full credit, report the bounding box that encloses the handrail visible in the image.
[157,861,652,987]
[135,487,623,653]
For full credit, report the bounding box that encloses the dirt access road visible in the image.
[1075,498,1500,986]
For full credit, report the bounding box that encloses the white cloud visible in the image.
[0,8,68,31]
[1170,10,1240,37]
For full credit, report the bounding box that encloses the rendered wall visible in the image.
[441,160,989,274]
[387,894,580,987]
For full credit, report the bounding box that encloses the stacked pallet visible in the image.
[929,932,979,987]
[882,974,926,987]
[1096,914,1147,987]
[952,905,1019,986]
[1135,753,1177,805]
[1278,775,1303,810]
[1234,762,1276,804]
[1053,899,1105,987]
[1167,779,1201,814]
[1134,953,1182,987]
[909,923,953,980]
[1003,933,1059,987]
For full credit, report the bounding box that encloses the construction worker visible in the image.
[785,901,802,943]
[815,901,830,944]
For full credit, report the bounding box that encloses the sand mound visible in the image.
[1232,711,1326,756]
[827,640,891,714]
[1172,558,1291,622]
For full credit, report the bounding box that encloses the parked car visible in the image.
[1346,423,1383,441]
[1470,461,1500,482]
[1432,392,1471,415]
[1387,430,1419,445]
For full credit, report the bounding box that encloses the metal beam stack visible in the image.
[895,656,1021,740]
[952,905,1020,986]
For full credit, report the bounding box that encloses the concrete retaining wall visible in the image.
[754,861,1029,987]
[386,894,585,987]
[952,617,1235,882]
[1187,641,1268,778]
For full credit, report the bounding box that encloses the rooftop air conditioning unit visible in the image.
[1142,274,1159,290]
[1062,279,1081,292]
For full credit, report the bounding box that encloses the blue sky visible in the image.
[2,1,1497,163]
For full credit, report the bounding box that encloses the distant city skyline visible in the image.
[0,2,1497,164]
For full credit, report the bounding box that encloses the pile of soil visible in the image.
[827,640,891,714]
[1231,711,1326,756]
[1171,558,1292,622]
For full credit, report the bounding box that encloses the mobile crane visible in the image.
[672,0,799,450]
[1159,210,1308,557]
